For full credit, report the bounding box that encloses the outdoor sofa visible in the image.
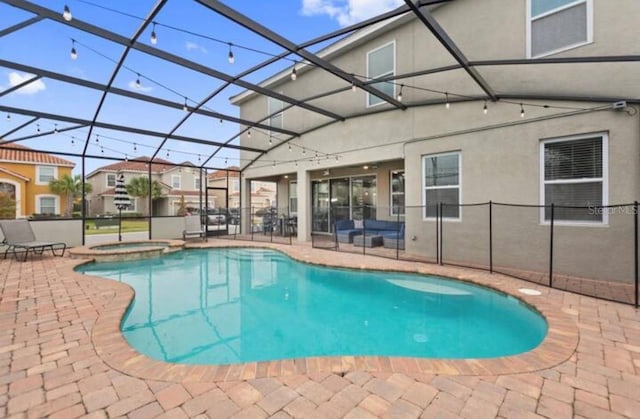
[336,219,404,244]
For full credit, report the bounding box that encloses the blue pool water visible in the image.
[77,248,547,365]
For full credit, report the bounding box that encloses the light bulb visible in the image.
[247,130,251,138]
[288,144,292,152]
[445,92,450,109]
[62,5,72,21]
[397,84,404,102]
[135,74,141,88]
[70,40,77,60]
[520,103,525,118]
[268,137,272,146]
[302,148,306,155]
[351,82,356,92]
[228,47,234,64]
[37,124,40,133]
[183,98,188,112]
[483,101,488,115]
[6,113,10,121]
[133,143,137,152]
[150,23,157,45]
[71,138,75,147]
[54,124,58,134]
[291,67,297,81]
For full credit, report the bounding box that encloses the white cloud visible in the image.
[7,71,46,95]
[301,0,403,26]
[127,80,153,92]
[185,41,208,54]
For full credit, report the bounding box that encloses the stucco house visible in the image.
[232,0,639,280]
[0,142,75,218]
[207,166,277,210]
[86,157,209,216]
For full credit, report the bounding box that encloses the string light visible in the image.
[291,65,297,81]
[70,39,77,60]
[36,123,40,133]
[54,124,58,134]
[302,148,306,155]
[520,103,525,118]
[183,97,188,112]
[62,5,72,21]
[295,161,298,167]
[351,80,356,92]
[247,129,251,138]
[100,146,104,154]
[95,134,99,143]
[70,137,75,147]
[198,154,201,163]
[335,155,339,162]
[124,154,128,162]
[268,136,272,146]
[133,143,137,152]
[445,92,450,109]
[150,22,157,45]
[288,144,292,152]
[228,44,234,64]
[225,157,228,165]
[397,84,404,102]
[219,118,223,125]
[166,150,170,158]
[6,113,10,121]
[483,101,488,115]
[135,74,141,88]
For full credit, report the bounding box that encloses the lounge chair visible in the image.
[182,215,206,241]
[0,220,67,262]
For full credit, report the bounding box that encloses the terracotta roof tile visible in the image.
[208,166,240,179]
[88,156,175,176]
[0,142,75,167]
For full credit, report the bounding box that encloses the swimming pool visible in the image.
[77,248,547,365]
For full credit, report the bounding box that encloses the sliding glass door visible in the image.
[312,175,377,233]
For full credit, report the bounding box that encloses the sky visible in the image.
[0,0,402,175]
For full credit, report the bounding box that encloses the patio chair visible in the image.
[182,215,206,241]
[0,220,67,262]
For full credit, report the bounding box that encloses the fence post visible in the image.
[288,205,292,246]
[251,206,254,241]
[439,202,444,266]
[489,200,493,274]
[396,206,401,260]
[435,204,439,264]
[362,206,366,256]
[549,203,554,287]
[270,208,274,243]
[634,201,638,308]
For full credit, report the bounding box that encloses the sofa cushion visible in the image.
[335,219,354,231]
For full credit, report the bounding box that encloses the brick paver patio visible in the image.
[1,240,639,418]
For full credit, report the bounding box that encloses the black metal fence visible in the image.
[312,202,639,307]
[213,206,296,246]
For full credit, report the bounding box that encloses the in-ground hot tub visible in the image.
[69,240,184,262]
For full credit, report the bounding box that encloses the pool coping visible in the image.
[78,240,579,382]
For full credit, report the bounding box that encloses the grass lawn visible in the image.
[85,219,150,235]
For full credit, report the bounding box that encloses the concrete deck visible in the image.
[1,240,639,418]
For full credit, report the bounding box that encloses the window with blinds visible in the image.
[528,0,592,57]
[366,42,395,107]
[542,134,607,222]
[423,152,460,219]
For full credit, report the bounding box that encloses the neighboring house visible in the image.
[0,142,75,218]
[231,0,639,269]
[207,166,276,210]
[86,157,210,216]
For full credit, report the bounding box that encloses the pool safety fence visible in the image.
[214,206,296,246]
[312,202,639,307]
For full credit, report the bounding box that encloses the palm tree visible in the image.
[49,174,93,217]
[126,176,163,216]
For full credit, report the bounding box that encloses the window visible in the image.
[171,175,181,189]
[36,195,58,215]
[194,177,201,190]
[36,166,57,184]
[390,171,405,216]
[268,97,283,131]
[528,0,592,57]
[423,153,461,219]
[289,181,297,214]
[107,174,116,187]
[541,133,607,223]
[366,41,395,107]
